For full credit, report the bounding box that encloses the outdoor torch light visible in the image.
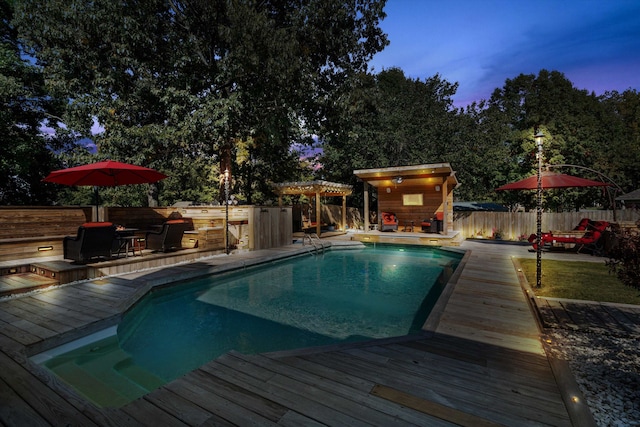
[535,132,544,288]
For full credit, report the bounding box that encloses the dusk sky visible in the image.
[368,0,640,107]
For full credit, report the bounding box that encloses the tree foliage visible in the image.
[14,0,388,206]
[0,0,68,204]
[320,68,459,181]
[6,1,640,214]
[478,70,638,211]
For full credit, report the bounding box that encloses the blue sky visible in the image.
[368,0,640,106]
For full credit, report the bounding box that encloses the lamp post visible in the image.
[535,132,544,288]
[224,168,230,255]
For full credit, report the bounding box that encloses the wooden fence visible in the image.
[453,210,640,240]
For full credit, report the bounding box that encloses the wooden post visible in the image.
[315,192,321,236]
[364,183,370,231]
[441,178,448,234]
[341,195,347,231]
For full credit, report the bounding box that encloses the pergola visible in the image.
[273,180,353,235]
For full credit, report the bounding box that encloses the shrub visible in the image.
[606,227,640,291]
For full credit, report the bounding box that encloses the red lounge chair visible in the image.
[421,212,443,233]
[380,212,398,231]
[528,217,592,250]
[528,220,609,254]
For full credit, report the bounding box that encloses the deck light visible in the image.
[38,245,54,251]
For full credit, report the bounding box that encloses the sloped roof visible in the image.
[616,188,640,202]
[353,163,459,188]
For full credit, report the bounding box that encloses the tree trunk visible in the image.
[148,183,159,207]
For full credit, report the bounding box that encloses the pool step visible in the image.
[46,343,164,407]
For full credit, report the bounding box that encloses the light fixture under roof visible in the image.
[392,176,403,184]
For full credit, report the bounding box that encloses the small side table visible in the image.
[403,221,414,232]
[115,228,142,258]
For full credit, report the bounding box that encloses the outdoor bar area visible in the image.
[353,163,463,246]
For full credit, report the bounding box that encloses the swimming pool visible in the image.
[35,244,462,407]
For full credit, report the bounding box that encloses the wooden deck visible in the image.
[0,239,593,426]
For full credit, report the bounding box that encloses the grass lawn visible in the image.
[518,258,640,305]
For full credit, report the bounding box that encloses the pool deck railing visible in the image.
[0,238,600,426]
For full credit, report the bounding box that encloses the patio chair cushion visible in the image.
[380,212,398,231]
[82,221,113,227]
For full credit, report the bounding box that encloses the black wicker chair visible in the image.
[63,222,117,263]
[145,219,188,252]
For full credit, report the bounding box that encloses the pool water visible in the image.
[37,244,462,407]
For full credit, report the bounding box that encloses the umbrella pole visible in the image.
[94,186,100,222]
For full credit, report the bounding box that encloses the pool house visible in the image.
[353,163,463,246]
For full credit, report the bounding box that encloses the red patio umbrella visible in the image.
[43,160,167,187]
[495,171,610,191]
[43,160,168,220]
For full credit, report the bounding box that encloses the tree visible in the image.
[15,0,388,206]
[320,68,460,206]
[600,89,640,191]
[484,70,621,211]
[0,0,67,205]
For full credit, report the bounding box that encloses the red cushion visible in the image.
[382,213,396,224]
[435,212,444,221]
[574,218,590,230]
[82,222,113,227]
[166,219,185,224]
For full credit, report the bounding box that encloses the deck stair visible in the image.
[0,247,229,297]
[0,272,59,297]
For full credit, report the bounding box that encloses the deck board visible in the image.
[0,240,589,426]
[0,351,99,426]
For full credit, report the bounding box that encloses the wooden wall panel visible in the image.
[376,184,452,230]
[0,207,92,239]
